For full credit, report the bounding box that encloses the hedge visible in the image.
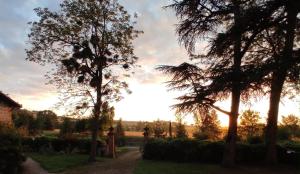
[143,139,300,165]
[21,137,106,155]
[0,125,25,174]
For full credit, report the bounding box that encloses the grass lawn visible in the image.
[133,160,300,174]
[28,153,105,173]
[134,160,220,174]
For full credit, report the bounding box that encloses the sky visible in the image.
[0,0,299,126]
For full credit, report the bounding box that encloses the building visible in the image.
[0,92,21,124]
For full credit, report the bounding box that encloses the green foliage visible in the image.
[152,120,167,138]
[239,110,263,139]
[134,160,220,174]
[175,123,188,138]
[193,132,210,141]
[74,119,88,133]
[143,139,300,165]
[12,109,33,128]
[115,119,125,146]
[28,153,105,173]
[22,136,105,155]
[0,124,25,174]
[246,136,264,144]
[27,0,142,161]
[13,109,59,135]
[281,115,300,138]
[36,110,58,130]
[98,103,115,135]
[277,126,292,141]
[60,117,75,138]
[12,109,39,135]
[175,113,188,138]
[193,110,221,140]
[27,0,142,115]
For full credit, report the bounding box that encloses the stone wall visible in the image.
[0,103,12,124]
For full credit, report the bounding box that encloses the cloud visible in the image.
[0,0,60,111]
[120,0,189,85]
[0,0,189,113]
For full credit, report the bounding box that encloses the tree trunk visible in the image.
[222,1,242,167]
[265,70,285,165]
[89,72,103,162]
[222,86,240,167]
[265,2,297,165]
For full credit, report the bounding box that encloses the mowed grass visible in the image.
[133,160,300,174]
[28,153,105,173]
[134,160,220,174]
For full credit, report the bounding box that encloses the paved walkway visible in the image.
[62,148,141,174]
[21,157,49,174]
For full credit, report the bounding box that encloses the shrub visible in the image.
[59,118,75,138]
[247,136,264,144]
[21,136,105,155]
[277,126,292,140]
[143,139,224,163]
[0,124,25,174]
[143,138,300,165]
[193,132,209,140]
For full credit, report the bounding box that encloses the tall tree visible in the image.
[238,110,261,139]
[152,120,167,138]
[264,0,300,164]
[36,110,58,130]
[193,110,221,140]
[281,114,300,137]
[27,0,142,162]
[175,113,188,138]
[165,0,300,165]
[163,0,265,167]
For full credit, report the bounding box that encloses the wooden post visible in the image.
[143,126,150,144]
[107,126,116,158]
[169,121,172,138]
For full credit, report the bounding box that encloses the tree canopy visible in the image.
[27,0,142,162]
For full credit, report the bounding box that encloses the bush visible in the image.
[277,126,292,140]
[21,136,105,155]
[143,138,300,165]
[193,132,209,140]
[143,139,223,163]
[247,136,264,144]
[0,124,25,174]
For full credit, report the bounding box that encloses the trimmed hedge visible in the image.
[22,137,105,155]
[0,125,25,174]
[143,139,300,165]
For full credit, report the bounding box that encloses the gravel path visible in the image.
[62,148,141,174]
[21,157,49,174]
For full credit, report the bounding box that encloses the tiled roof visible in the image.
[0,91,21,108]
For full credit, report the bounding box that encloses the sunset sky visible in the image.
[0,0,299,126]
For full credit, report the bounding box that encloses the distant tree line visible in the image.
[12,109,58,135]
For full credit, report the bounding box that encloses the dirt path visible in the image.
[62,148,141,174]
[21,157,49,174]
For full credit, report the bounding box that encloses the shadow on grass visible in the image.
[133,160,300,174]
[27,153,106,173]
